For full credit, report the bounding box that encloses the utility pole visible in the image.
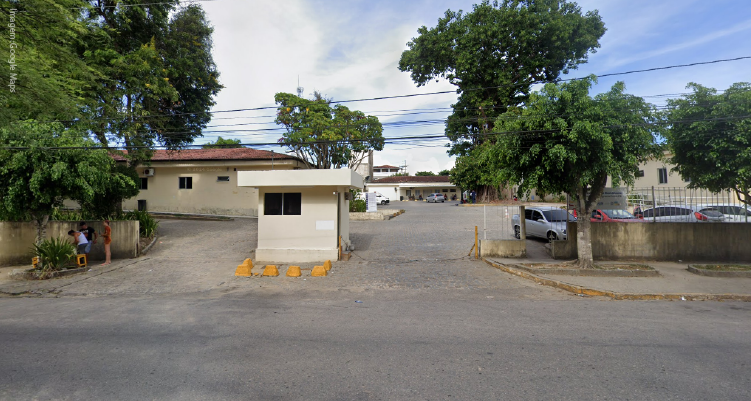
[400,160,408,175]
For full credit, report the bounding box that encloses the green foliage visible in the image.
[0,0,95,125]
[415,171,436,176]
[399,0,605,155]
[125,210,159,238]
[349,199,366,213]
[202,137,242,148]
[274,92,384,169]
[438,170,450,176]
[664,82,751,205]
[0,121,125,243]
[80,164,140,218]
[32,237,77,272]
[488,77,656,267]
[80,2,223,164]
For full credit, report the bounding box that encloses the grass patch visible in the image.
[693,264,751,271]
[518,263,654,271]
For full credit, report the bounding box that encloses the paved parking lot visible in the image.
[1,201,567,299]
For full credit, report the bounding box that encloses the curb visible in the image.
[687,265,751,278]
[510,263,660,277]
[140,235,158,255]
[484,259,751,302]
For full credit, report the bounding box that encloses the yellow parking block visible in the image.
[311,265,327,277]
[286,266,302,277]
[235,259,253,277]
[324,260,332,271]
[262,265,280,277]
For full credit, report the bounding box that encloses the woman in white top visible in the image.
[68,230,88,254]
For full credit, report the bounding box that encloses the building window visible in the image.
[264,193,301,215]
[442,189,448,193]
[140,177,148,190]
[450,189,456,192]
[217,176,230,182]
[636,170,645,178]
[658,168,668,184]
[179,176,193,189]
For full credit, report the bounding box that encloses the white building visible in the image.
[366,176,458,201]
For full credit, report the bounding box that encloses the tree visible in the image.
[488,77,656,268]
[0,0,95,126]
[0,121,136,244]
[202,137,242,149]
[274,92,384,169]
[664,82,751,206]
[438,170,451,176]
[79,163,140,218]
[81,1,222,165]
[399,0,605,200]
[416,171,436,176]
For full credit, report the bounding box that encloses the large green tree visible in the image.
[0,0,94,125]
[202,137,242,149]
[399,0,605,200]
[274,92,384,169]
[488,77,656,268]
[0,121,136,244]
[81,1,222,165]
[664,82,751,206]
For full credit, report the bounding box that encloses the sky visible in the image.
[198,0,751,174]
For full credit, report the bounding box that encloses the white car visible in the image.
[357,192,390,205]
[512,206,576,241]
[695,204,751,223]
[640,205,724,222]
[426,193,445,203]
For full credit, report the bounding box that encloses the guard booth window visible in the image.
[265,193,301,215]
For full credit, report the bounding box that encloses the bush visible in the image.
[125,210,159,238]
[349,199,366,213]
[31,237,76,272]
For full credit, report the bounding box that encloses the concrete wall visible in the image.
[554,222,751,262]
[0,221,140,266]
[480,240,526,258]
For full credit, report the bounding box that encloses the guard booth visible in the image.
[237,169,363,263]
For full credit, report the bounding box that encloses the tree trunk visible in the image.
[576,214,594,269]
[34,214,50,247]
[477,185,499,203]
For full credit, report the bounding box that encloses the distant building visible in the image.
[366,176,458,201]
[119,148,308,216]
[372,165,402,179]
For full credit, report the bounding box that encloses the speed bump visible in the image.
[262,265,280,277]
[235,258,253,277]
[286,266,301,277]
[311,265,327,277]
[324,260,332,271]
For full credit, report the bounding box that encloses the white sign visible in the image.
[315,220,335,230]
[567,188,628,210]
[366,192,377,213]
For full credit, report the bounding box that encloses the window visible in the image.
[179,176,193,189]
[450,189,456,192]
[139,177,148,190]
[442,189,448,193]
[636,170,645,178]
[264,193,301,215]
[217,176,230,182]
[658,168,668,184]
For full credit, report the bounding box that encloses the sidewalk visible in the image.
[485,257,751,301]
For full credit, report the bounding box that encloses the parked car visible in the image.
[639,205,725,222]
[426,193,445,203]
[695,204,751,223]
[357,192,390,205]
[590,209,644,222]
[512,206,576,241]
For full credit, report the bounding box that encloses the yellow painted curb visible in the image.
[324,260,332,271]
[262,265,279,277]
[286,265,301,277]
[311,265,327,277]
[235,258,253,277]
[483,259,751,302]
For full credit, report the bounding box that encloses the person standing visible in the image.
[100,220,112,265]
[68,230,88,255]
[471,190,477,204]
[80,221,97,255]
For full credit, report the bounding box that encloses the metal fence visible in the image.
[481,205,523,240]
[627,187,750,223]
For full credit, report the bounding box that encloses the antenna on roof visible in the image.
[296,76,304,98]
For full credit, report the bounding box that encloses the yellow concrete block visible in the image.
[262,265,280,277]
[76,254,87,268]
[286,266,302,277]
[311,265,327,277]
[235,259,253,276]
[324,260,332,271]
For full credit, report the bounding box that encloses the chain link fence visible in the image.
[627,187,750,223]
[480,205,525,240]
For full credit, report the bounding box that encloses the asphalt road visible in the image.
[1,293,749,401]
